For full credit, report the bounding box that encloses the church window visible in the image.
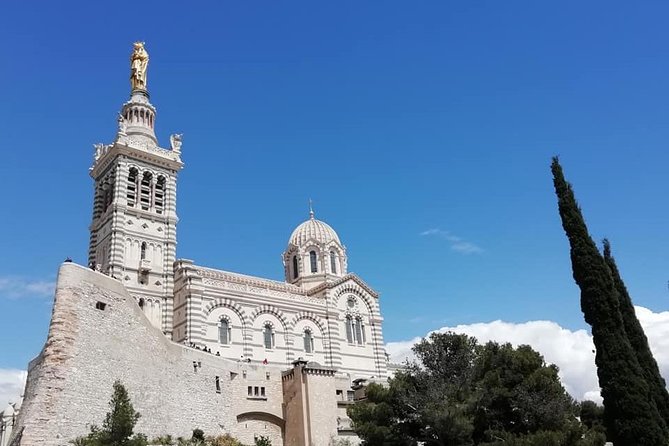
[260,386,266,397]
[219,319,231,345]
[140,242,147,260]
[215,376,221,393]
[263,323,274,349]
[127,168,138,206]
[354,318,365,345]
[140,171,153,211]
[292,255,299,279]
[330,251,337,274]
[247,386,252,396]
[138,298,145,309]
[304,329,314,353]
[154,176,165,214]
[310,251,317,273]
[345,316,354,344]
[102,183,111,213]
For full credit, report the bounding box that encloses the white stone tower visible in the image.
[88,42,183,335]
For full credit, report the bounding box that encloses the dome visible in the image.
[288,213,341,247]
[283,207,348,286]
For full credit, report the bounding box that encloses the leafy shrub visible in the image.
[206,435,244,446]
[254,436,272,446]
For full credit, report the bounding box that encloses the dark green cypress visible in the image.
[603,238,669,426]
[551,157,667,445]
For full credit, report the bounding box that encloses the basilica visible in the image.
[5,43,388,446]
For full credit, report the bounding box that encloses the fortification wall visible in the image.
[10,263,286,445]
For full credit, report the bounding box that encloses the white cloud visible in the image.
[0,276,55,299]
[386,305,669,404]
[0,369,27,409]
[420,229,484,254]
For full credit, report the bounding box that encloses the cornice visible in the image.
[307,273,379,298]
[90,140,183,178]
[193,266,307,296]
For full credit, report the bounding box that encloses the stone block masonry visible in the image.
[10,263,290,445]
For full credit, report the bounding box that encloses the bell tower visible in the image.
[88,42,184,336]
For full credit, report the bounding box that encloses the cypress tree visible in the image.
[551,157,667,445]
[101,380,142,445]
[603,239,669,426]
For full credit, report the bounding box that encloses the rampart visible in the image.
[10,263,287,445]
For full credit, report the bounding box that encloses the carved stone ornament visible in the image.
[170,133,183,152]
[93,143,104,161]
[117,114,127,134]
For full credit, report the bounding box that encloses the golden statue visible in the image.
[130,42,149,90]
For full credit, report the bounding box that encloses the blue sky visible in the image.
[2,0,669,377]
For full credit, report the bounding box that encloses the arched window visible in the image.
[263,323,274,349]
[304,329,314,353]
[292,255,299,279]
[140,242,147,260]
[219,319,231,345]
[354,318,365,345]
[101,183,110,213]
[345,316,354,344]
[140,171,153,211]
[127,168,138,206]
[330,251,337,274]
[310,251,318,273]
[138,298,145,309]
[155,176,165,214]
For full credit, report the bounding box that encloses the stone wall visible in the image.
[10,263,289,445]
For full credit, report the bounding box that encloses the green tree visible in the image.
[603,239,669,425]
[346,382,417,445]
[579,400,605,436]
[349,332,601,446]
[471,343,577,443]
[551,157,667,445]
[70,380,147,446]
[403,333,476,445]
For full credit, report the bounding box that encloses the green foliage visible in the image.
[192,429,205,443]
[70,381,147,446]
[147,434,243,446]
[603,239,669,426]
[551,158,668,445]
[579,401,603,428]
[480,425,605,446]
[471,342,577,442]
[254,436,272,446]
[347,382,417,445]
[149,435,174,445]
[349,332,605,446]
[205,434,244,446]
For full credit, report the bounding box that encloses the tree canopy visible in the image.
[551,157,668,445]
[348,332,606,446]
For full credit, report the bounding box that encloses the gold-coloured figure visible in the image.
[130,42,149,90]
